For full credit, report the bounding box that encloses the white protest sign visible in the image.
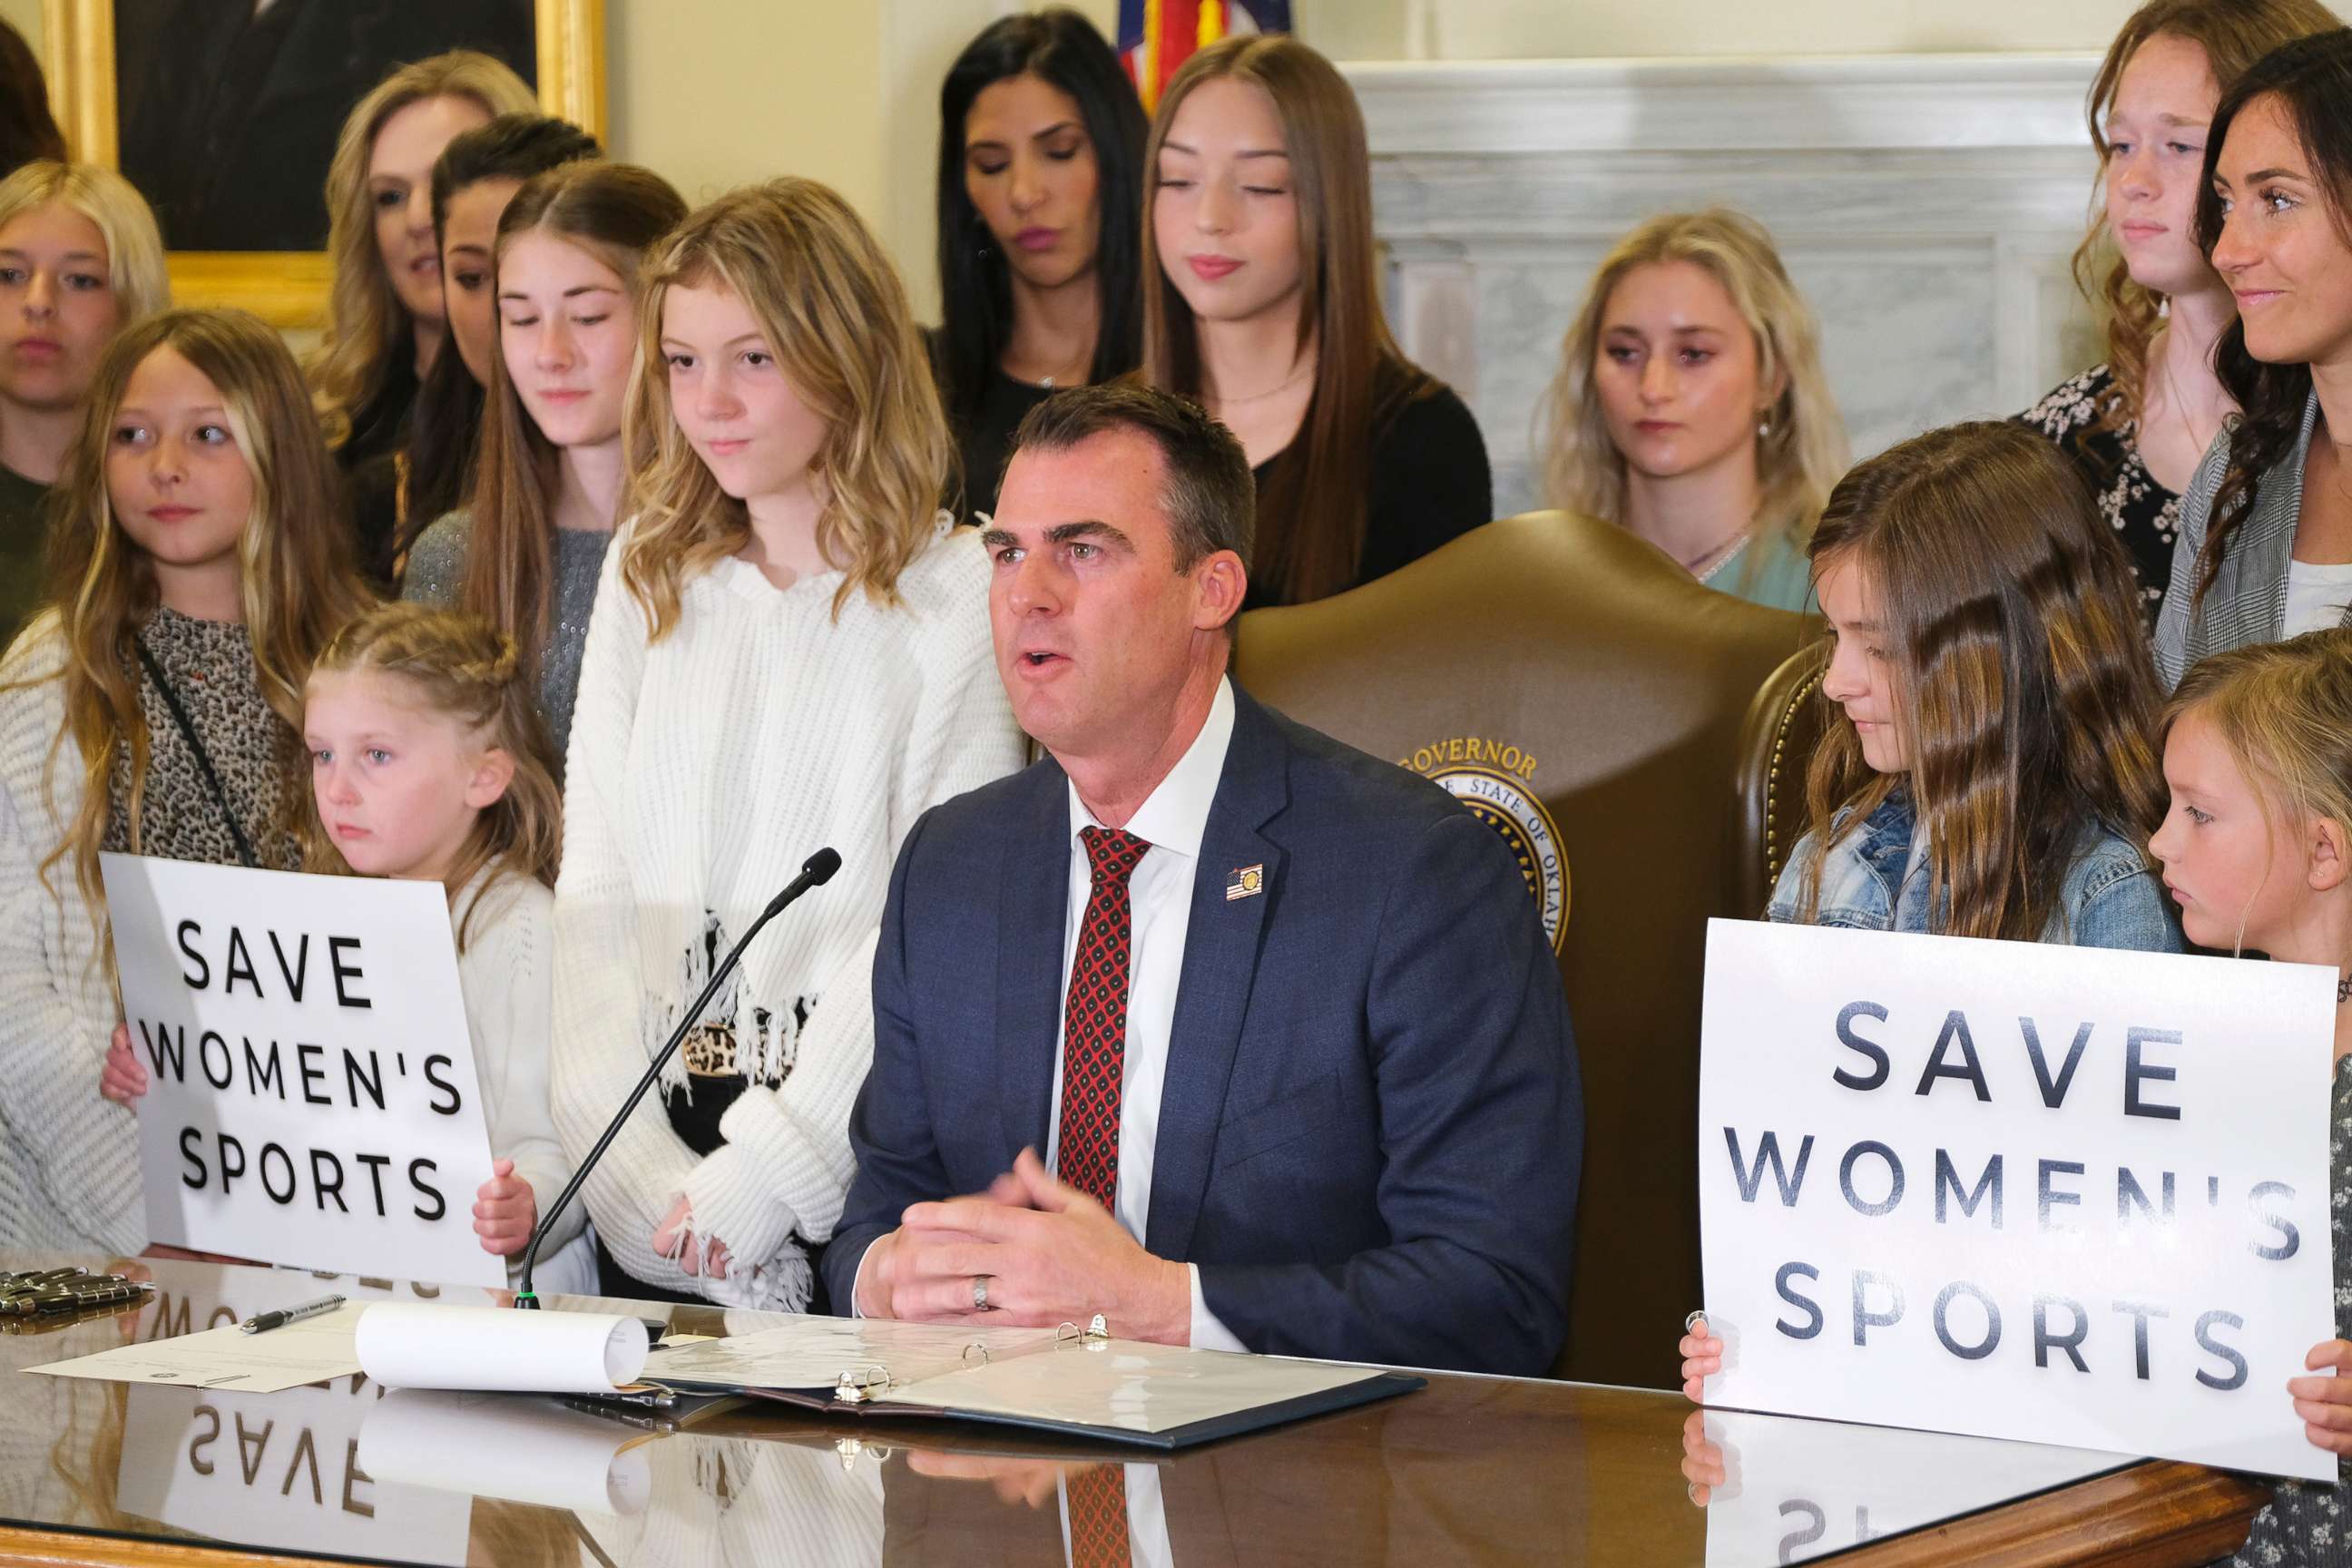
[1695,1408,2126,1567]
[1698,917,2337,1480]
[102,854,504,1288]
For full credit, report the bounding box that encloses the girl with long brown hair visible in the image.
[402,161,686,765]
[307,51,536,588]
[1142,34,1489,609]
[2024,0,2337,630]
[551,180,1024,1309]
[0,308,367,1256]
[1681,420,2181,1410]
[1771,420,2180,949]
[102,602,593,1291]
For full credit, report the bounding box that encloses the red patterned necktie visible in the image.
[1058,826,1150,1208]
[1067,1464,1132,1568]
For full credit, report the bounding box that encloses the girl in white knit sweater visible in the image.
[0,309,367,1257]
[554,179,1025,1309]
[103,602,596,1292]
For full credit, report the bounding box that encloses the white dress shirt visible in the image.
[1044,676,1245,1352]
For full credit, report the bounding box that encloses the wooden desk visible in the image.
[0,1258,2272,1567]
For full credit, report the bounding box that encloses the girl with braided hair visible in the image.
[101,601,595,1291]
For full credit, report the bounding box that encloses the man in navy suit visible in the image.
[824,385,1580,1376]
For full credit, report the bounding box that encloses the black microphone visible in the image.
[514,847,844,1308]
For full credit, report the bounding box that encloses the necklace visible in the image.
[1210,359,1312,408]
[1008,340,1091,391]
[1681,527,1754,583]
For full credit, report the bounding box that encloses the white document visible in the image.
[1698,918,2337,1480]
[102,854,502,1288]
[355,1304,648,1394]
[645,1316,1063,1393]
[876,1341,1381,1436]
[1698,1409,2129,1567]
[28,1302,366,1393]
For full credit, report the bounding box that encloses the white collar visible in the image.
[1064,677,1236,862]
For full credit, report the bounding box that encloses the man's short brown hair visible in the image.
[1007,383,1255,572]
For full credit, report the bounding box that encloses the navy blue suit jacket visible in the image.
[824,686,1582,1375]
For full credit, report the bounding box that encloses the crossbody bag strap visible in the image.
[131,633,260,871]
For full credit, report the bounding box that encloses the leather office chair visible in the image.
[1730,642,1832,919]
[1233,510,1815,1389]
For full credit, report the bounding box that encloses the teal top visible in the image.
[1706,524,1815,613]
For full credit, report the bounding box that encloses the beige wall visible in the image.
[5,0,2155,317]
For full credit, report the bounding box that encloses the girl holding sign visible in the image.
[100,603,597,1293]
[2149,627,2352,1555]
[0,308,368,1257]
[551,180,1026,1310]
[1681,421,2180,1406]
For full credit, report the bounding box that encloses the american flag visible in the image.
[1118,0,1295,114]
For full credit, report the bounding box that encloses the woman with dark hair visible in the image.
[401,113,603,557]
[1144,34,1492,609]
[0,20,65,176]
[933,6,1146,517]
[2156,26,2352,685]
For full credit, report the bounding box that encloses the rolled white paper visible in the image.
[358,1389,653,1516]
[355,1304,649,1394]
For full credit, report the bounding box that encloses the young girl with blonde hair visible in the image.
[0,308,367,1255]
[307,50,536,586]
[102,602,594,1291]
[553,179,1025,1308]
[1541,208,1847,612]
[0,161,170,645]
[2146,628,2352,1561]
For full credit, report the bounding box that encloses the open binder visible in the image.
[641,1314,1424,1450]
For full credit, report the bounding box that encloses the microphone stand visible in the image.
[514,847,843,1308]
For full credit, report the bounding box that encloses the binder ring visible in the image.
[833,1364,893,1405]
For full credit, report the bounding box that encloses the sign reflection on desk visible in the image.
[1694,1408,2130,1567]
[111,1269,494,1565]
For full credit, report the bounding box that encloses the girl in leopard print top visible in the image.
[0,309,365,1256]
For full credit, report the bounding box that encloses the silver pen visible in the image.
[239,1293,347,1334]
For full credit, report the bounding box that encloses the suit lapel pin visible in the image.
[1225,864,1264,902]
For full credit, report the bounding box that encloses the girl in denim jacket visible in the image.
[1762,420,2181,953]
[1682,420,2186,1426]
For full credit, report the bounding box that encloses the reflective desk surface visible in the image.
[0,1256,2272,1567]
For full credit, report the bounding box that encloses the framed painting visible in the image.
[38,0,604,327]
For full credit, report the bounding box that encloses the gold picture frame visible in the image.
[37,0,605,328]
